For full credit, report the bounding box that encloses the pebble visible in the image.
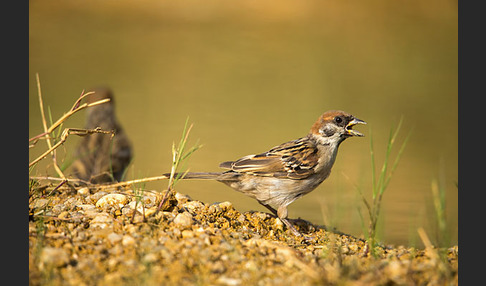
[76,204,99,217]
[253,212,268,220]
[96,194,128,209]
[273,217,284,231]
[33,198,49,209]
[76,204,96,210]
[385,260,409,285]
[51,203,67,215]
[58,211,70,219]
[77,187,90,196]
[173,212,193,229]
[175,192,192,204]
[141,193,159,207]
[107,232,123,244]
[90,212,114,229]
[143,253,159,264]
[86,191,108,204]
[39,247,70,271]
[64,197,84,209]
[143,207,158,217]
[122,235,136,247]
[218,201,233,211]
[181,230,194,239]
[181,200,205,214]
[216,276,241,286]
[126,201,158,217]
[208,204,222,214]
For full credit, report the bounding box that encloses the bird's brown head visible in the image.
[310,110,366,142]
[83,87,117,129]
[85,87,114,105]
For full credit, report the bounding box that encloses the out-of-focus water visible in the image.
[29,0,457,247]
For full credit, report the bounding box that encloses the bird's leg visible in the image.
[277,205,303,237]
[258,201,278,217]
[259,202,300,235]
[259,202,311,240]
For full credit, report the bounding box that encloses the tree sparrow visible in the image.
[168,110,366,237]
[70,87,133,183]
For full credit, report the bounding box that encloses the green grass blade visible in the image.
[357,207,369,240]
[165,117,200,192]
[363,116,409,257]
[376,127,394,198]
[383,128,411,191]
[369,127,377,199]
[376,116,404,199]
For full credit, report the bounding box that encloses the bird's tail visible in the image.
[163,172,223,180]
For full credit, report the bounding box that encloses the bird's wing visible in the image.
[219,137,318,179]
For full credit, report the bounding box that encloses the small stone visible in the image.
[142,253,158,264]
[143,207,158,217]
[172,228,182,238]
[51,203,67,215]
[173,212,193,229]
[181,230,194,239]
[127,201,157,217]
[211,261,226,274]
[127,201,139,210]
[90,212,114,229]
[141,193,158,208]
[63,197,83,209]
[208,204,222,214]
[244,260,257,271]
[218,201,233,211]
[77,187,90,196]
[237,214,246,223]
[96,194,128,209]
[122,235,136,247]
[58,211,69,219]
[341,246,350,254]
[33,198,49,209]
[121,206,134,217]
[107,232,123,244]
[181,200,205,214]
[175,192,192,204]
[216,276,240,285]
[76,204,99,217]
[349,243,358,253]
[131,191,160,207]
[39,247,70,271]
[86,191,108,204]
[385,260,408,284]
[253,212,267,220]
[76,204,97,211]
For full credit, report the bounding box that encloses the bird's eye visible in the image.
[334,116,343,124]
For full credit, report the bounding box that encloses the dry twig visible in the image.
[29,127,113,168]
[30,74,112,178]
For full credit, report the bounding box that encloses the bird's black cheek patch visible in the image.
[320,126,335,137]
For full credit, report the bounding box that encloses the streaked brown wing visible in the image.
[219,137,318,179]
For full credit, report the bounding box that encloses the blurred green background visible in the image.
[29,0,457,247]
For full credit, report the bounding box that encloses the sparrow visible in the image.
[167,110,366,237]
[70,87,133,184]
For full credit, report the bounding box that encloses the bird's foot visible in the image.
[280,218,314,242]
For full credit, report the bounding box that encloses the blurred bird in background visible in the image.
[70,87,133,183]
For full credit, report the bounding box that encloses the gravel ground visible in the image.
[29,181,458,285]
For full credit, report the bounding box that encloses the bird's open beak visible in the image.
[346,118,367,137]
